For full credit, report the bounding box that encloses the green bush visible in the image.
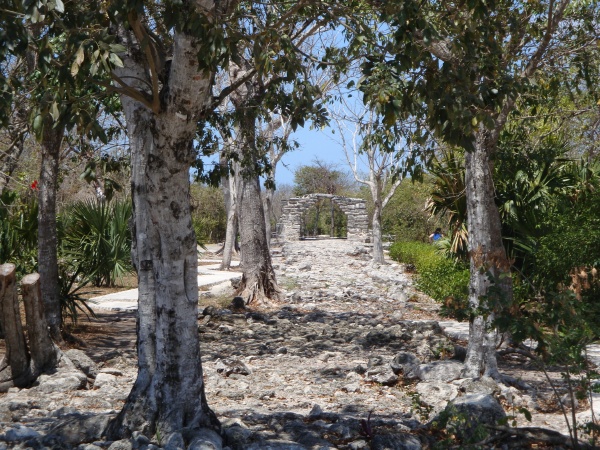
[0,189,38,277]
[389,241,469,318]
[61,198,133,287]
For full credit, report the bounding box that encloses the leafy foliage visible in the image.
[61,198,132,287]
[190,184,226,244]
[0,189,38,277]
[389,241,469,318]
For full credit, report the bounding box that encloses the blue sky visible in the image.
[276,126,347,187]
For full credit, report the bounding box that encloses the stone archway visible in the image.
[278,194,368,242]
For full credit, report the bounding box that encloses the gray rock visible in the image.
[371,433,422,450]
[4,425,40,441]
[458,376,500,396]
[415,381,458,415]
[65,349,99,378]
[417,360,463,382]
[298,262,312,271]
[390,352,420,379]
[366,366,398,385]
[244,440,308,449]
[348,440,369,449]
[215,358,252,376]
[93,372,118,389]
[439,393,507,442]
[107,439,133,450]
[36,370,88,393]
[224,424,252,449]
[187,428,223,449]
[48,413,113,446]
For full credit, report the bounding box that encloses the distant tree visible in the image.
[293,160,355,237]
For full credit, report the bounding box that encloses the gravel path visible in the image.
[1,239,597,449]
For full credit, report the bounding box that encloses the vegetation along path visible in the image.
[1,239,599,449]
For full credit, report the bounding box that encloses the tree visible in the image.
[334,101,405,263]
[361,0,599,377]
[105,0,350,439]
[293,160,354,237]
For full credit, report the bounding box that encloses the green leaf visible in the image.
[55,0,64,13]
[108,53,124,68]
[519,407,532,422]
[50,102,59,122]
[71,46,85,77]
[32,114,43,135]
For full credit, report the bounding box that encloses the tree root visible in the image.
[481,425,596,449]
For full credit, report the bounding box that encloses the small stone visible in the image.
[5,425,40,441]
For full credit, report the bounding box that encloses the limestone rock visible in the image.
[417,360,463,382]
[390,352,420,379]
[371,433,422,450]
[440,393,507,442]
[65,349,98,379]
[415,381,458,415]
[215,358,252,376]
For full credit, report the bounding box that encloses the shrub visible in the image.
[389,241,469,318]
[61,198,133,287]
[0,190,38,277]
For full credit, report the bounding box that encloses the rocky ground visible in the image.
[0,239,598,449]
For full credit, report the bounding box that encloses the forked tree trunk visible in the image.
[462,129,512,379]
[0,266,62,392]
[21,273,61,376]
[0,264,31,391]
[106,26,221,442]
[38,122,64,341]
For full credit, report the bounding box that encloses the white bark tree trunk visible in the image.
[220,149,238,270]
[106,20,225,441]
[38,121,64,340]
[462,128,512,378]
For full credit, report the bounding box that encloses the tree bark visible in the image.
[229,64,280,305]
[462,129,512,378]
[106,21,223,441]
[234,118,280,304]
[220,150,238,270]
[37,121,64,341]
[0,264,32,391]
[370,177,386,264]
[21,273,61,377]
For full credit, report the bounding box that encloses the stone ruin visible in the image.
[278,194,369,241]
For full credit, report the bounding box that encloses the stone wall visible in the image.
[278,194,369,242]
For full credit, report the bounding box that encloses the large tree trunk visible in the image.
[462,129,512,379]
[229,65,280,305]
[106,25,221,443]
[233,119,280,304]
[38,122,64,341]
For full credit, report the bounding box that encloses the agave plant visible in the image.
[61,198,133,287]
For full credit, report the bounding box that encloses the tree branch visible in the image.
[128,11,161,114]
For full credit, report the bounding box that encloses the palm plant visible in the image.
[61,198,133,287]
[425,147,469,259]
